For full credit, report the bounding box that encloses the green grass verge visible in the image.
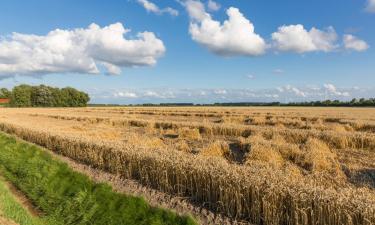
[0,177,44,225]
[0,132,197,225]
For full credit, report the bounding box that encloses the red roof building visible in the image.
[0,98,10,104]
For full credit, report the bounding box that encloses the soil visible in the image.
[0,216,19,225]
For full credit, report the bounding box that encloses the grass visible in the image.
[0,177,44,225]
[0,132,197,225]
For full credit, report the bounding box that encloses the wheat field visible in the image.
[0,107,374,225]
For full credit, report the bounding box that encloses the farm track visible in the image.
[0,107,375,225]
[0,216,18,225]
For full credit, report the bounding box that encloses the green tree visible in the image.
[31,85,55,107]
[0,88,11,98]
[8,84,89,107]
[10,85,33,107]
[60,87,90,107]
[350,98,358,105]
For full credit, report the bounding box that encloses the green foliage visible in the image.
[285,98,375,107]
[0,88,11,98]
[10,85,33,107]
[8,85,90,107]
[30,85,55,107]
[0,178,44,225]
[205,99,375,107]
[0,133,197,225]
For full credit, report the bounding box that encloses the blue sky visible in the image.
[0,0,374,103]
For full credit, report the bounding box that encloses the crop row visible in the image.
[0,122,374,225]
[29,113,375,151]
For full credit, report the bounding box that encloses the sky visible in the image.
[0,0,374,104]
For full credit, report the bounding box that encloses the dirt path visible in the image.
[0,203,19,225]
[0,216,19,225]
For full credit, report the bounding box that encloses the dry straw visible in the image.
[0,122,374,225]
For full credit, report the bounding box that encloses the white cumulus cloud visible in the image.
[272,24,338,53]
[366,0,375,12]
[207,0,221,11]
[188,7,267,56]
[137,0,179,16]
[114,91,138,98]
[282,85,306,97]
[185,0,266,56]
[323,83,350,97]
[343,34,369,52]
[0,23,166,76]
[184,0,210,21]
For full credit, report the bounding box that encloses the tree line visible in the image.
[212,99,375,107]
[96,99,375,107]
[282,98,375,107]
[0,85,90,107]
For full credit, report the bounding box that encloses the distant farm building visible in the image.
[0,98,10,104]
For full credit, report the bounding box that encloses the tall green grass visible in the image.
[0,132,197,225]
[0,177,44,225]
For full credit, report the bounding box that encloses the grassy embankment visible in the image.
[0,132,197,225]
[0,177,43,225]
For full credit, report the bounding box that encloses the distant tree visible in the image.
[350,98,358,105]
[31,85,55,107]
[8,84,89,107]
[10,85,33,107]
[60,87,90,107]
[0,88,11,98]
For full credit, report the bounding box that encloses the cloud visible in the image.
[207,0,220,11]
[272,24,338,53]
[323,83,350,96]
[137,0,179,16]
[0,23,166,77]
[323,83,336,93]
[279,85,306,97]
[185,1,266,56]
[114,91,138,98]
[88,84,366,104]
[181,1,367,56]
[247,74,255,79]
[366,0,375,12]
[213,89,227,95]
[343,34,369,52]
[102,62,121,75]
[184,0,210,21]
[273,69,284,74]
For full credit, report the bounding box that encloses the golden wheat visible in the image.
[0,107,374,225]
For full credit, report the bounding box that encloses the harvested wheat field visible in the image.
[0,107,374,225]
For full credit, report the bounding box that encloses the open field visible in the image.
[0,107,375,225]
